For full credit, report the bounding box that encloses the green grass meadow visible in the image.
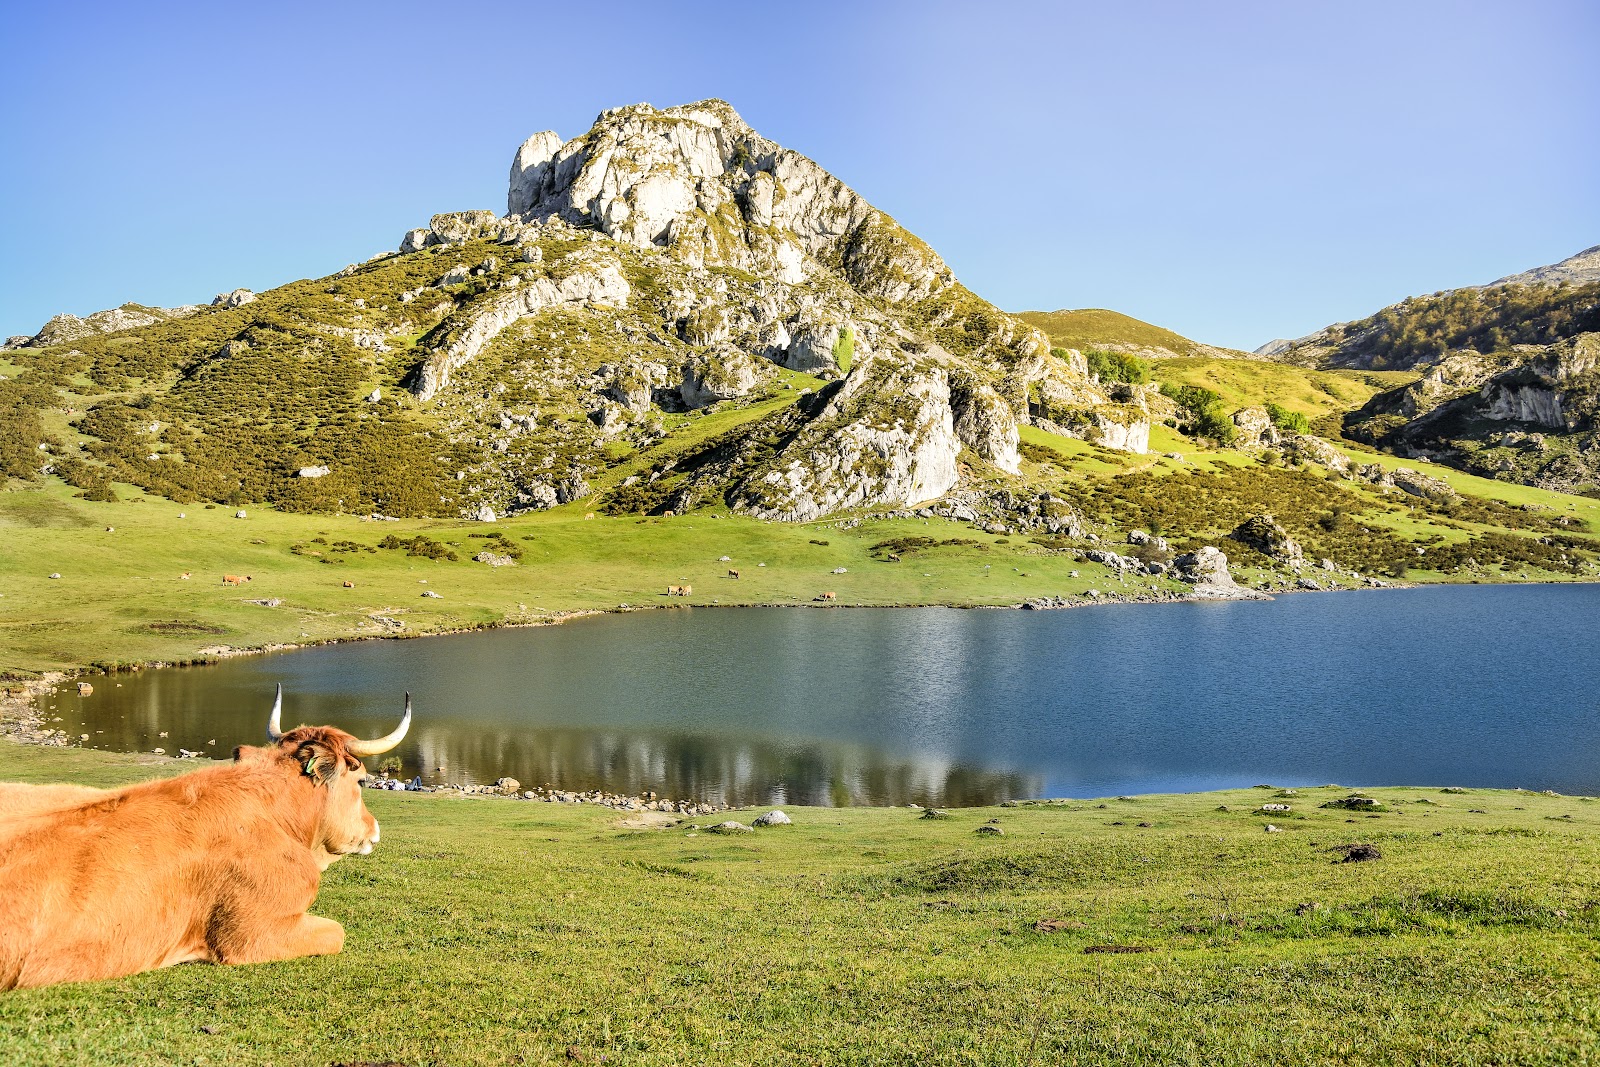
[3,745,1599,1065]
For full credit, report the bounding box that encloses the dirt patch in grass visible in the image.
[1330,843,1383,863]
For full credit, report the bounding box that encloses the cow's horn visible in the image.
[266,683,285,742]
[346,693,412,757]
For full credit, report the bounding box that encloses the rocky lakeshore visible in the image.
[363,774,732,816]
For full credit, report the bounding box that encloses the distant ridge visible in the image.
[1253,242,1600,358]
[1487,243,1600,289]
[1014,308,1244,360]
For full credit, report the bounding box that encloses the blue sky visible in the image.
[1,0,1595,349]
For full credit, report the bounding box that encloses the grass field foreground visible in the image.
[1,745,1598,1065]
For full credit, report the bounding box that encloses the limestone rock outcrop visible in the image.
[733,361,961,521]
[413,255,631,400]
[949,373,1021,473]
[505,100,950,304]
[681,348,763,409]
[18,304,197,348]
[213,289,256,309]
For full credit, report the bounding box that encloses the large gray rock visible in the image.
[1286,434,1350,473]
[1177,547,1248,598]
[1232,407,1280,449]
[1390,467,1457,501]
[212,289,256,309]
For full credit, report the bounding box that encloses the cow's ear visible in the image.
[298,742,344,787]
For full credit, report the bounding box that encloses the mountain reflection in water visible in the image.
[41,586,1600,804]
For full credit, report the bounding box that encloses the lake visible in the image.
[35,584,1600,806]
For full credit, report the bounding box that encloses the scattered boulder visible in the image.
[920,808,950,820]
[753,810,792,827]
[1232,407,1281,449]
[1232,514,1304,565]
[296,465,330,479]
[1390,466,1458,502]
[974,824,1003,835]
[400,227,436,253]
[706,821,754,835]
[1286,434,1350,473]
[1171,546,1256,600]
[1127,529,1168,551]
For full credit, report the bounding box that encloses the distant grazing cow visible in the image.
[342,581,355,589]
[662,510,675,518]
[584,512,595,520]
[222,575,252,586]
[816,591,837,602]
[0,687,411,990]
[728,569,741,579]
[667,584,693,597]
[179,572,191,580]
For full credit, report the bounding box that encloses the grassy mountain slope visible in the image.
[3,742,1599,1065]
[1149,358,1416,426]
[1015,308,1245,359]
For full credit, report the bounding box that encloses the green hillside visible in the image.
[1015,308,1243,358]
[1150,357,1417,424]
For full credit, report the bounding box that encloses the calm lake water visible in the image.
[35,585,1600,806]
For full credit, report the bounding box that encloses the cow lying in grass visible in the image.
[0,688,411,990]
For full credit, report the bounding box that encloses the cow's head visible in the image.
[255,686,411,864]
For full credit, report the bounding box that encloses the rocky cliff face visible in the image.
[1344,333,1600,493]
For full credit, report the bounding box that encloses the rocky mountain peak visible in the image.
[505,99,951,304]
